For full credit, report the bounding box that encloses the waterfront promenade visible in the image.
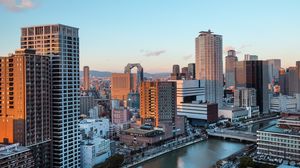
[122,136,206,168]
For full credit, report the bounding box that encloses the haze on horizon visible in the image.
[0,0,299,73]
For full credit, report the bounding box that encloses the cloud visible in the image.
[183,54,193,60]
[140,49,166,57]
[0,0,35,12]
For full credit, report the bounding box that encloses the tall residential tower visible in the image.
[195,30,223,106]
[21,24,80,168]
[83,66,90,90]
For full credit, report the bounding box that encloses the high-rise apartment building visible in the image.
[140,81,176,127]
[235,60,269,113]
[225,50,238,88]
[21,24,80,168]
[195,30,223,106]
[0,49,51,167]
[83,66,90,90]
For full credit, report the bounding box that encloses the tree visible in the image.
[239,156,255,168]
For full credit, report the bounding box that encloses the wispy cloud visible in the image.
[223,45,253,55]
[140,49,166,57]
[0,0,35,12]
[183,54,193,60]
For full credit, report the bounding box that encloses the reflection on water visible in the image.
[136,138,245,168]
[239,119,277,133]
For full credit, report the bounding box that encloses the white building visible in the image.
[79,118,110,139]
[88,106,99,119]
[195,30,223,107]
[234,88,257,107]
[21,24,80,167]
[218,107,248,122]
[171,80,218,125]
[80,138,111,168]
[270,95,297,112]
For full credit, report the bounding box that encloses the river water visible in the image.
[136,119,277,168]
[136,138,246,168]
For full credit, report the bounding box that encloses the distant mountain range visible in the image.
[80,70,170,79]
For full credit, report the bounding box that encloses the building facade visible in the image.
[257,116,300,162]
[0,143,34,168]
[188,63,195,80]
[235,60,269,113]
[225,50,238,89]
[80,96,96,116]
[83,66,90,90]
[0,49,51,167]
[195,30,223,106]
[140,81,176,127]
[269,95,297,113]
[21,24,80,167]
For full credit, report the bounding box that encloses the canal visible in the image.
[135,119,277,168]
[135,138,246,168]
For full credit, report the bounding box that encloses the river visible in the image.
[135,119,277,168]
[135,138,246,168]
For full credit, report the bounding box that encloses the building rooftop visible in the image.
[0,144,30,160]
[123,127,164,137]
[259,125,300,136]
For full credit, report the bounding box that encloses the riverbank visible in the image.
[122,137,206,168]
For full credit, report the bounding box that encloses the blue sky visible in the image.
[0,0,299,73]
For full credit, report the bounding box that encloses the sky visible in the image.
[0,0,300,73]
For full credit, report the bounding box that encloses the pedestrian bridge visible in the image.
[207,129,257,142]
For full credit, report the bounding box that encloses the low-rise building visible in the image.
[0,143,34,168]
[120,126,164,147]
[80,118,110,139]
[270,94,297,113]
[177,101,218,126]
[218,107,248,122]
[80,138,111,168]
[257,116,300,162]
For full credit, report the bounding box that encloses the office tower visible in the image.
[140,81,176,127]
[244,54,258,61]
[171,64,180,80]
[80,96,97,116]
[111,63,143,103]
[0,49,51,167]
[225,50,238,88]
[111,73,137,100]
[235,60,269,113]
[181,67,188,79]
[188,63,195,79]
[266,59,281,84]
[195,30,223,106]
[234,88,257,107]
[21,24,80,167]
[83,66,90,90]
[286,67,298,96]
[172,64,180,74]
[279,68,287,95]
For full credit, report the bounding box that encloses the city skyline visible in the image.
[1,0,300,73]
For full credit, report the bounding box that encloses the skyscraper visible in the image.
[195,30,223,106]
[140,81,176,127]
[172,64,180,74]
[21,24,80,167]
[235,60,269,113]
[244,54,258,61]
[188,63,195,79]
[225,50,238,88]
[83,66,90,90]
[266,59,281,84]
[0,49,51,167]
